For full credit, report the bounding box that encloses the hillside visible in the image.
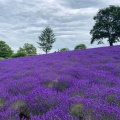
[0,46,120,120]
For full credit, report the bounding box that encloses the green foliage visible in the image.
[60,48,69,52]
[0,40,13,58]
[0,98,6,108]
[106,94,116,104]
[44,79,58,88]
[11,100,30,118]
[0,57,4,60]
[12,51,28,58]
[74,44,86,50]
[70,103,93,119]
[70,103,83,117]
[54,81,70,92]
[37,27,56,54]
[17,47,25,53]
[90,5,120,46]
[11,100,26,109]
[17,43,37,56]
[44,80,70,92]
[106,94,120,106]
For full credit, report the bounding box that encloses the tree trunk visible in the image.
[45,49,47,54]
[108,34,113,46]
[109,42,113,46]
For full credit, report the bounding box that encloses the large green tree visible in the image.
[0,40,13,58]
[74,44,86,50]
[17,43,37,56]
[90,5,120,46]
[37,27,56,54]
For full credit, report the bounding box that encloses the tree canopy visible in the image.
[17,43,37,56]
[0,40,13,58]
[74,44,86,50]
[37,27,56,54]
[90,5,120,46]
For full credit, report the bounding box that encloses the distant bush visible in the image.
[12,51,28,58]
[74,44,86,50]
[60,48,69,52]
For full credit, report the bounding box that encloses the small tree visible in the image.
[90,5,120,46]
[0,40,13,58]
[60,48,69,52]
[74,44,86,50]
[22,43,37,55]
[37,27,56,54]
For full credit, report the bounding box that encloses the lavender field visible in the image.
[0,46,120,120]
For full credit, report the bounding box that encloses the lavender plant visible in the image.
[0,46,120,120]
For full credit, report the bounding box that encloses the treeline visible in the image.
[59,44,86,52]
[0,41,37,59]
[0,39,86,60]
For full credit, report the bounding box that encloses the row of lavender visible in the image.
[0,46,120,120]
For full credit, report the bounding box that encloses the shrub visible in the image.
[60,48,69,52]
[12,51,28,58]
[74,44,86,50]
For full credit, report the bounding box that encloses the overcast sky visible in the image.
[0,0,120,54]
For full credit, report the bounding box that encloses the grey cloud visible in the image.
[58,0,104,9]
